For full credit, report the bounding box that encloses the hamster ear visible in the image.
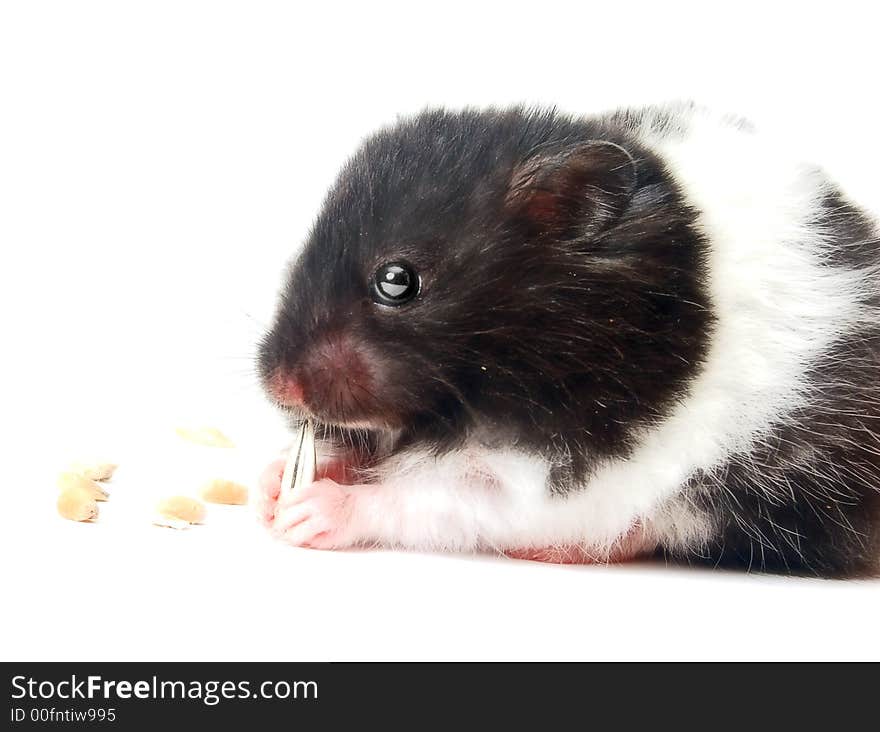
[505,140,637,239]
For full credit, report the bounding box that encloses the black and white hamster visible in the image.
[256,102,880,578]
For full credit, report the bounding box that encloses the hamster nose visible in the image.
[269,371,306,407]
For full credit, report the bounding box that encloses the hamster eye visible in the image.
[371,261,420,306]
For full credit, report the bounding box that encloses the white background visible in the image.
[2,0,879,661]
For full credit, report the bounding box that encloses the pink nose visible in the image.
[269,372,306,407]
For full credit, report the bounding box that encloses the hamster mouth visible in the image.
[311,419,402,462]
[278,403,394,432]
[275,402,399,453]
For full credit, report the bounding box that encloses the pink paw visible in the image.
[256,455,353,529]
[256,457,286,528]
[505,546,602,564]
[271,478,355,550]
[505,526,654,565]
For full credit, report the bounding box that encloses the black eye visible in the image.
[371,261,420,306]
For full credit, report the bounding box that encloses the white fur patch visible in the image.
[332,105,875,557]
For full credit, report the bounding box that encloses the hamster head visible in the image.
[259,108,711,464]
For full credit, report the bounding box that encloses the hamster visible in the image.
[256,102,880,578]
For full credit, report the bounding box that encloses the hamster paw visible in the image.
[505,546,602,564]
[505,528,654,564]
[271,478,354,549]
[256,457,287,527]
[257,455,353,528]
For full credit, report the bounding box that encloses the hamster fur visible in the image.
[257,102,880,578]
